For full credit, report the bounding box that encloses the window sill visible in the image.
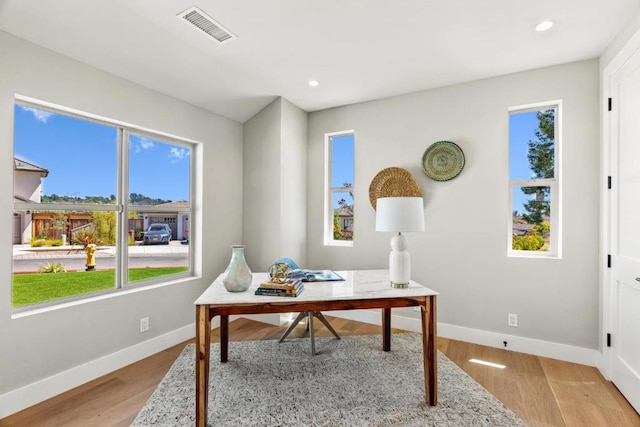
[325,240,354,248]
[507,251,561,260]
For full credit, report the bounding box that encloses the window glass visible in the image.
[128,134,191,283]
[14,105,117,203]
[12,209,117,308]
[326,132,354,245]
[511,186,551,252]
[128,135,190,205]
[331,134,354,188]
[508,105,558,256]
[13,102,194,309]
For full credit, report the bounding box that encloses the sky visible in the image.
[331,134,354,209]
[13,105,190,202]
[509,110,548,215]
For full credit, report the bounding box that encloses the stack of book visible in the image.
[255,279,304,297]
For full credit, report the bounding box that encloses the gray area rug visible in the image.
[133,334,525,426]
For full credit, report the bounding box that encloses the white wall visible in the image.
[600,9,640,71]
[243,97,308,271]
[279,98,308,266]
[307,60,600,350]
[243,98,283,270]
[0,30,243,415]
[13,170,42,202]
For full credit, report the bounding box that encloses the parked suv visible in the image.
[143,223,172,245]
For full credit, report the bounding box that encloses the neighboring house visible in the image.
[512,222,534,236]
[139,200,190,241]
[335,205,353,239]
[13,158,48,244]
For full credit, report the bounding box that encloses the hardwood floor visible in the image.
[1,316,638,427]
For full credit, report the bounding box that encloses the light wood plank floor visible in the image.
[1,317,638,427]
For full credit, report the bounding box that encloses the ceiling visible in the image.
[0,0,637,123]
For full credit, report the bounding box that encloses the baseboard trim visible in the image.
[0,318,214,420]
[0,312,291,419]
[329,309,600,367]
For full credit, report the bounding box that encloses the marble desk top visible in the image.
[194,269,438,306]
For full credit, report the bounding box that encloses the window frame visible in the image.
[507,100,562,258]
[323,130,355,247]
[12,95,196,311]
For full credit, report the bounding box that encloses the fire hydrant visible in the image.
[85,243,96,271]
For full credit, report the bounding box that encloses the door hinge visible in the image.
[607,333,611,347]
[607,176,612,189]
[607,254,612,268]
[608,97,613,111]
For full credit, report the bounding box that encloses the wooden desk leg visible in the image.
[421,296,438,405]
[196,304,211,427]
[382,307,391,351]
[220,314,229,363]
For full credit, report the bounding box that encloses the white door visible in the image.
[609,46,640,414]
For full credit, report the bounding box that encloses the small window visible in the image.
[508,101,561,257]
[324,131,354,246]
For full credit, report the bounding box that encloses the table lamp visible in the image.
[375,197,425,287]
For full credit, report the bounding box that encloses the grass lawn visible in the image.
[12,267,188,307]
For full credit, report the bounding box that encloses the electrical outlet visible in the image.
[508,313,518,327]
[140,317,150,332]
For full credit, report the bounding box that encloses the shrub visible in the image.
[532,221,550,237]
[30,238,46,247]
[30,238,64,247]
[512,234,545,251]
[38,262,66,273]
[73,228,100,247]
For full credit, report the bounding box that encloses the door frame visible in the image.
[600,27,640,380]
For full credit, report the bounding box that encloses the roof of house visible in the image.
[150,201,189,209]
[14,158,49,177]
[335,206,353,217]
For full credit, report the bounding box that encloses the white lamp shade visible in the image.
[376,197,425,232]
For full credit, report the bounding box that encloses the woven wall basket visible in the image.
[368,167,422,210]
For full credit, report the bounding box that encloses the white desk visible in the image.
[194,269,439,427]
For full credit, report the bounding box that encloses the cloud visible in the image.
[169,147,189,162]
[133,138,155,153]
[139,138,154,149]
[20,106,54,123]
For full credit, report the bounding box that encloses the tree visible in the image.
[92,211,116,245]
[521,110,554,224]
[51,211,68,239]
[333,210,342,240]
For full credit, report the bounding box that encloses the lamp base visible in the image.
[390,281,409,288]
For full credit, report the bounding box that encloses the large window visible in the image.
[508,101,561,257]
[324,131,354,246]
[12,97,194,309]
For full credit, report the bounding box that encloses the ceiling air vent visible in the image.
[177,6,237,44]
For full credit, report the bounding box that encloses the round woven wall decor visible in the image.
[368,167,422,210]
[421,141,465,181]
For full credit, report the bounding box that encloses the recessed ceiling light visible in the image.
[308,80,319,87]
[535,20,554,32]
